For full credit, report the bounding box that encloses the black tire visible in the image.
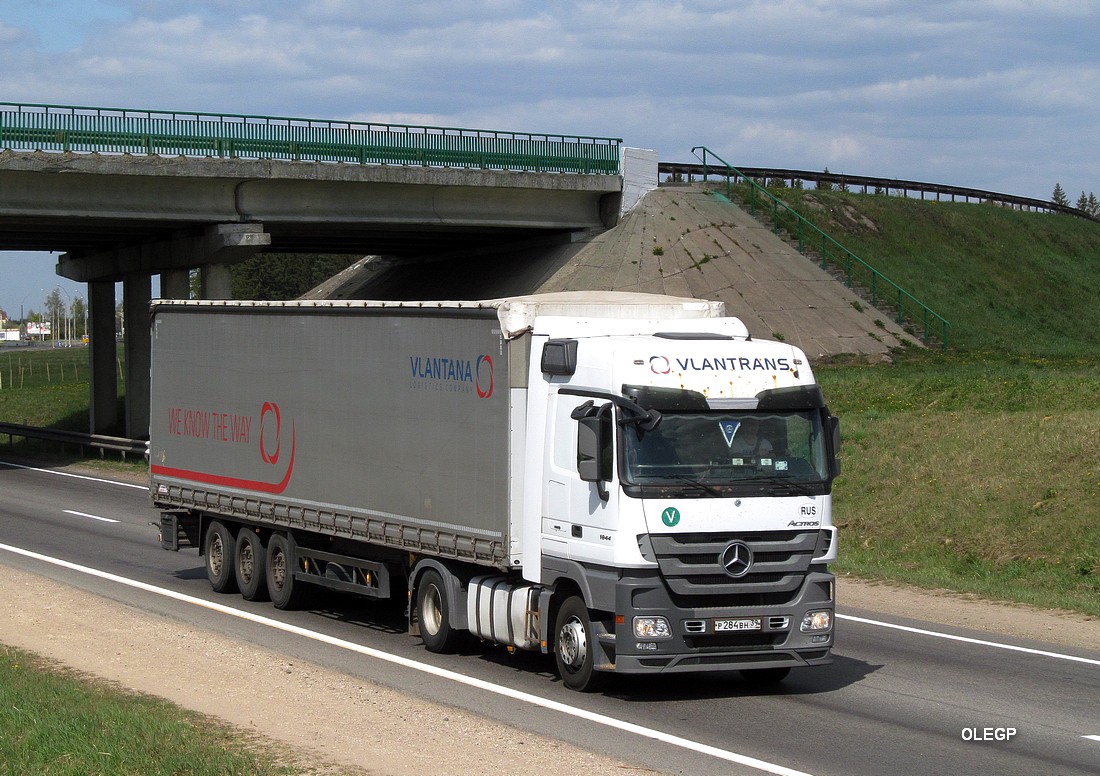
[265,533,309,610]
[204,520,238,594]
[739,667,791,685]
[234,527,269,602]
[553,596,608,692]
[415,569,465,653]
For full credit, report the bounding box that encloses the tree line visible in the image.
[1052,183,1099,217]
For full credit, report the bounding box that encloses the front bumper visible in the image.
[611,567,835,674]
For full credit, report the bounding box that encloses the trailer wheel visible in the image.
[234,528,269,602]
[266,533,308,610]
[416,570,464,653]
[554,596,607,692]
[204,520,238,594]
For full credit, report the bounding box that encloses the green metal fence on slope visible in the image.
[691,146,950,350]
[0,102,622,175]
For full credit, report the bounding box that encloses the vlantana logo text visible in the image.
[409,354,494,398]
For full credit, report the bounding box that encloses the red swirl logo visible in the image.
[260,402,282,464]
[476,355,494,398]
[650,355,671,374]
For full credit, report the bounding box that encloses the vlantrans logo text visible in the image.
[409,354,494,398]
[650,354,793,374]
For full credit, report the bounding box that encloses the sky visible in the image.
[1,0,1098,317]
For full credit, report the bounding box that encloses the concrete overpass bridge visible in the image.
[0,103,631,438]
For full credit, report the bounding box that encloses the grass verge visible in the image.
[0,646,306,775]
[819,352,1100,616]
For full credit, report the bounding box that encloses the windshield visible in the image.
[623,411,830,488]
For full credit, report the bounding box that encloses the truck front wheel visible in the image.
[416,569,465,653]
[554,596,608,692]
[204,520,238,594]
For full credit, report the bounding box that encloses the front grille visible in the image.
[650,530,828,608]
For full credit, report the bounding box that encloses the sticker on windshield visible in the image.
[719,420,741,448]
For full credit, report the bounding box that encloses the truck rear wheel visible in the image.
[204,520,238,594]
[266,533,308,610]
[234,528,268,602]
[416,569,465,653]
[554,596,608,692]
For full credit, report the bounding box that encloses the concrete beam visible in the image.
[57,224,270,283]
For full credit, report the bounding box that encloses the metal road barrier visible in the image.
[689,146,951,350]
[0,102,622,175]
[659,161,1098,222]
[0,421,148,461]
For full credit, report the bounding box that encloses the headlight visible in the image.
[801,610,832,632]
[633,616,673,639]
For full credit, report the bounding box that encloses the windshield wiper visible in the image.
[664,474,723,497]
[749,476,821,495]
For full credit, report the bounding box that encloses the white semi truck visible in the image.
[153,291,840,691]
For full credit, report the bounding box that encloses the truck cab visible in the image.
[526,317,840,690]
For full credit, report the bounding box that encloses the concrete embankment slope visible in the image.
[534,186,916,358]
[338,186,917,358]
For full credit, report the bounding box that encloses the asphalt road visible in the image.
[1,459,1097,776]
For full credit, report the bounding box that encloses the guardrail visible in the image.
[0,102,622,175]
[660,161,1098,223]
[0,421,147,461]
[689,147,951,350]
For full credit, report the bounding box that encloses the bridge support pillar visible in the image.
[88,281,118,435]
[200,263,234,300]
[123,275,152,439]
[161,268,191,299]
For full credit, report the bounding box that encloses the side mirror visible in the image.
[828,414,842,477]
[576,409,612,501]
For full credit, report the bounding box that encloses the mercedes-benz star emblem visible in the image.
[720,541,754,578]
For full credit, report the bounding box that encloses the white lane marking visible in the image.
[63,510,120,524]
[0,460,147,490]
[837,614,1100,667]
[0,542,815,776]
[1083,735,1100,743]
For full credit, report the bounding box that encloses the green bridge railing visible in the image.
[0,102,622,175]
[691,146,950,350]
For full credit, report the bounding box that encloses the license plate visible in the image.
[714,617,762,632]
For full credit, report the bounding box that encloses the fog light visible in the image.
[633,616,672,639]
[801,610,832,632]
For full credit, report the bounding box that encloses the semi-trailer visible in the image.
[153,291,840,691]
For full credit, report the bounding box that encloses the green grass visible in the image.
[818,347,1100,616]
[0,346,108,430]
[0,646,304,775]
[0,346,142,476]
[741,187,1100,358]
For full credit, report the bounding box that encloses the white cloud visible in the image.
[0,0,1095,199]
